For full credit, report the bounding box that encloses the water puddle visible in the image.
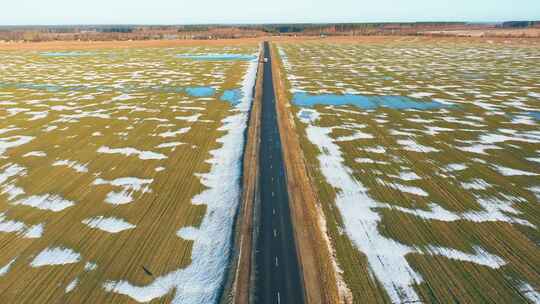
[527,111,540,120]
[220,89,243,105]
[1,83,64,92]
[177,53,257,61]
[0,82,216,97]
[292,92,450,110]
[41,52,95,57]
[185,86,215,97]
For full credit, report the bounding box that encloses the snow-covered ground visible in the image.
[102,50,259,303]
[283,41,540,303]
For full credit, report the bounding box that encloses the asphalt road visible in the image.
[254,42,305,304]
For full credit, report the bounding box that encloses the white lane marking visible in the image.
[273,229,277,237]
[277,291,281,304]
[271,191,275,197]
[275,256,279,267]
[273,208,276,215]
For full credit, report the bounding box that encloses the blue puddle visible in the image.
[0,81,249,102]
[1,83,64,92]
[292,92,449,110]
[177,53,257,61]
[0,82,217,98]
[185,86,215,97]
[41,51,95,57]
[527,111,540,120]
[220,89,243,105]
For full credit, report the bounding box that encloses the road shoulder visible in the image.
[269,42,342,304]
[223,44,264,304]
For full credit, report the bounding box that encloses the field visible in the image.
[275,39,540,303]
[0,44,258,303]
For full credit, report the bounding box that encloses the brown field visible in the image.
[0,38,261,51]
[421,28,540,38]
[2,34,540,52]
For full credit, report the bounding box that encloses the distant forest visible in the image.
[0,21,538,42]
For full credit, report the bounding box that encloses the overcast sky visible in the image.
[1,0,539,25]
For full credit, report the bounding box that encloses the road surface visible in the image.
[254,42,305,304]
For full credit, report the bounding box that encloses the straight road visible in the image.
[254,42,305,304]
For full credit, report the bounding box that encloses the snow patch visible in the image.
[23,223,44,238]
[397,139,439,153]
[30,247,81,267]
[0,258,16,277]
[0,136,34,156]
[156,142,184,149]
[494,165,538,176]
[52,159,89,173]
[518,281,540,303]
[98,146,167,160]
[15,194,75,212]
[23,151,46,157]
[66,278,79,293]
[158,127,190,138]
[93,177,152,205]
[82,216,136,233]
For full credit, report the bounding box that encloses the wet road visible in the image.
[254,42,305,304]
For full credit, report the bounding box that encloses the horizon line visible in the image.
[1,20,539,27]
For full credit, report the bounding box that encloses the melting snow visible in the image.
[494,165,538,176]
[30,247,81,267]
[377,179,429,197]
[301,107,513,303]
[98,146,167,160]
[518,281,540,303]
[82,216,136,233]
[93,177,153,205]
[23,151,47,157]
[0,258,17,277]
[175,113,202,122]
[461,179,491,190]
[65,278,79,293]
[23,223,44,238]
[156,142,184,149]
[397,139,439,153]
[52,159,89,173]
[84,261,98,271]
[445,163,467,172]
[158,127,190,138]
[102,49,259,304]
[421,245,505,268]
[14,194,75,212]
[0,136,34,156]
